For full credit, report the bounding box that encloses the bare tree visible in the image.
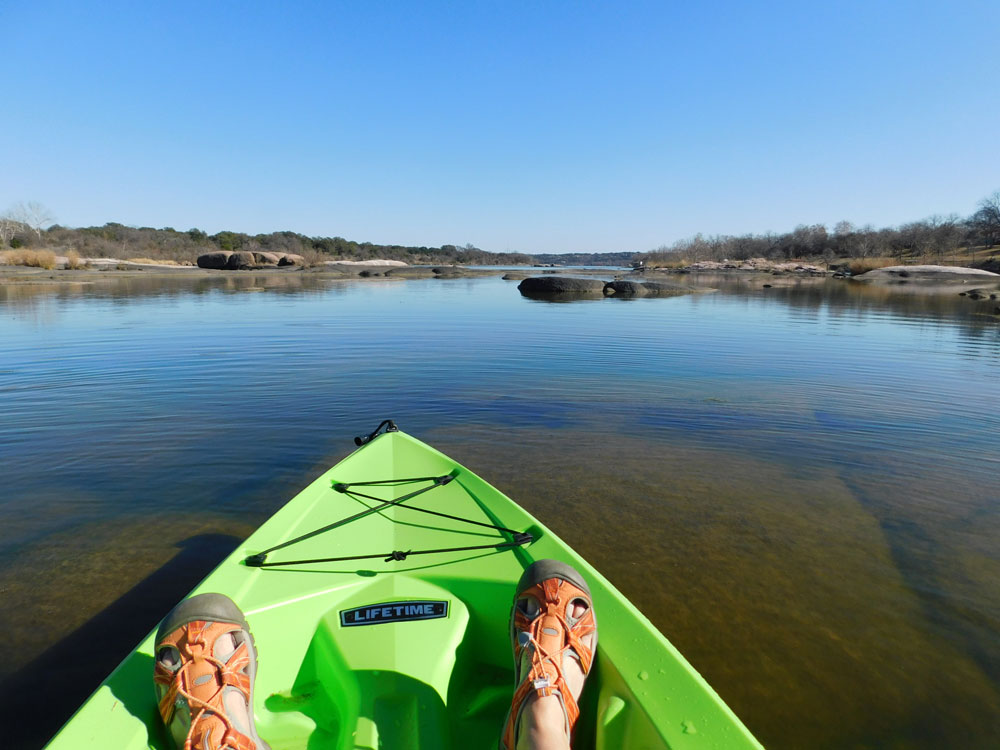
[0,216,21,245]
[854,225,880,258]
[832,220,857,256]
[923,214,962,263]
[6,201,55,240]
[971,191,1000,249]
[833,220,855,236]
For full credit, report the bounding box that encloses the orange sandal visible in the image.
[501,560,598,749]
[153,593,270,750]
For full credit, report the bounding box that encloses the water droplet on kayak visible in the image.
[638,671,649,681]
[682,720,697,734]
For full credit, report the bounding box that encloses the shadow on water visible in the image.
[840,473,1000,687]
[0,533,242,750]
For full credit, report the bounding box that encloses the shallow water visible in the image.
[1,271,998,748]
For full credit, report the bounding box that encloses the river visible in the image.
[1,270,998,748]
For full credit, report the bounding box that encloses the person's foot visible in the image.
[501,560,598,750]
[154,593,270,750]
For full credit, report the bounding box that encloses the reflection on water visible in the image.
[0,270,343,307]
[1,273,998,749]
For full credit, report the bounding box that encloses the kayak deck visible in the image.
[46,429,762,749]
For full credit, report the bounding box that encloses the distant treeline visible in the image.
[4,190,999,269]
[531,251,635,266]
[636,191,1000,267]
[5,220,533,266]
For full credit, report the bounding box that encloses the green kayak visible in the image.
[45,423,762,749]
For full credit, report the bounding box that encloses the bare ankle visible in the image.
[517,695,570,750]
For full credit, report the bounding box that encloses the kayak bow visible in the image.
[46,425,763,749]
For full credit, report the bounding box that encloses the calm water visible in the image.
[1,272,998,749]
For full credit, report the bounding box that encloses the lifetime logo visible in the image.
[340,600,449,627]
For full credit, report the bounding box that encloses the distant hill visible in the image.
[15,220,643,267]
[530,252,635,266]
[31,223,533,266]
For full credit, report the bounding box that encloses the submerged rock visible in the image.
[385,267,437,278]
[962,288,998,300]
[641,281,713,296]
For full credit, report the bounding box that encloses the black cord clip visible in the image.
[355,420,399,446]
[244,553,267,567]
[384,549,411,562]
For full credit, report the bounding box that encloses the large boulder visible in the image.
[226,251,257,270]
[278,254,305,266]
[254,251,281,265]
[518,277,606,299]
[603,280,648,297]
[197,251,233,269]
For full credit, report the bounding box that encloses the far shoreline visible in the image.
[2,259,997,299]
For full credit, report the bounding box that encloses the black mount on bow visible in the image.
[354,419,398,447]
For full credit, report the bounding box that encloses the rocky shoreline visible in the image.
[2,258,997,302]
[642,258,830,275]
[0,259,505,283]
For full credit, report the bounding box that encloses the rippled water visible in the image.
[1,272,998,748]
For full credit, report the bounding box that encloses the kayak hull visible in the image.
[45,429,762,749]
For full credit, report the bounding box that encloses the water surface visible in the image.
[1,272,998,748]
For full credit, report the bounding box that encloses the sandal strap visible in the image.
[501,578,596,749]
[154,620,258,750]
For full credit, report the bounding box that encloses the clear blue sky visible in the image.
[2,1,997,253]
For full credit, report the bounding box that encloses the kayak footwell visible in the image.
[256,575,512,749]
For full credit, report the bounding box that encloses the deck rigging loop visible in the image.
[244,474,533,568]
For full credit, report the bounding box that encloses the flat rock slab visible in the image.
[519,276,717,301]
[324,259,409,267]
[604,280,716,298]
[518,276,606,298]
[854,265,1000,282]
[384,267,438,278]
[640,281,717,295]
